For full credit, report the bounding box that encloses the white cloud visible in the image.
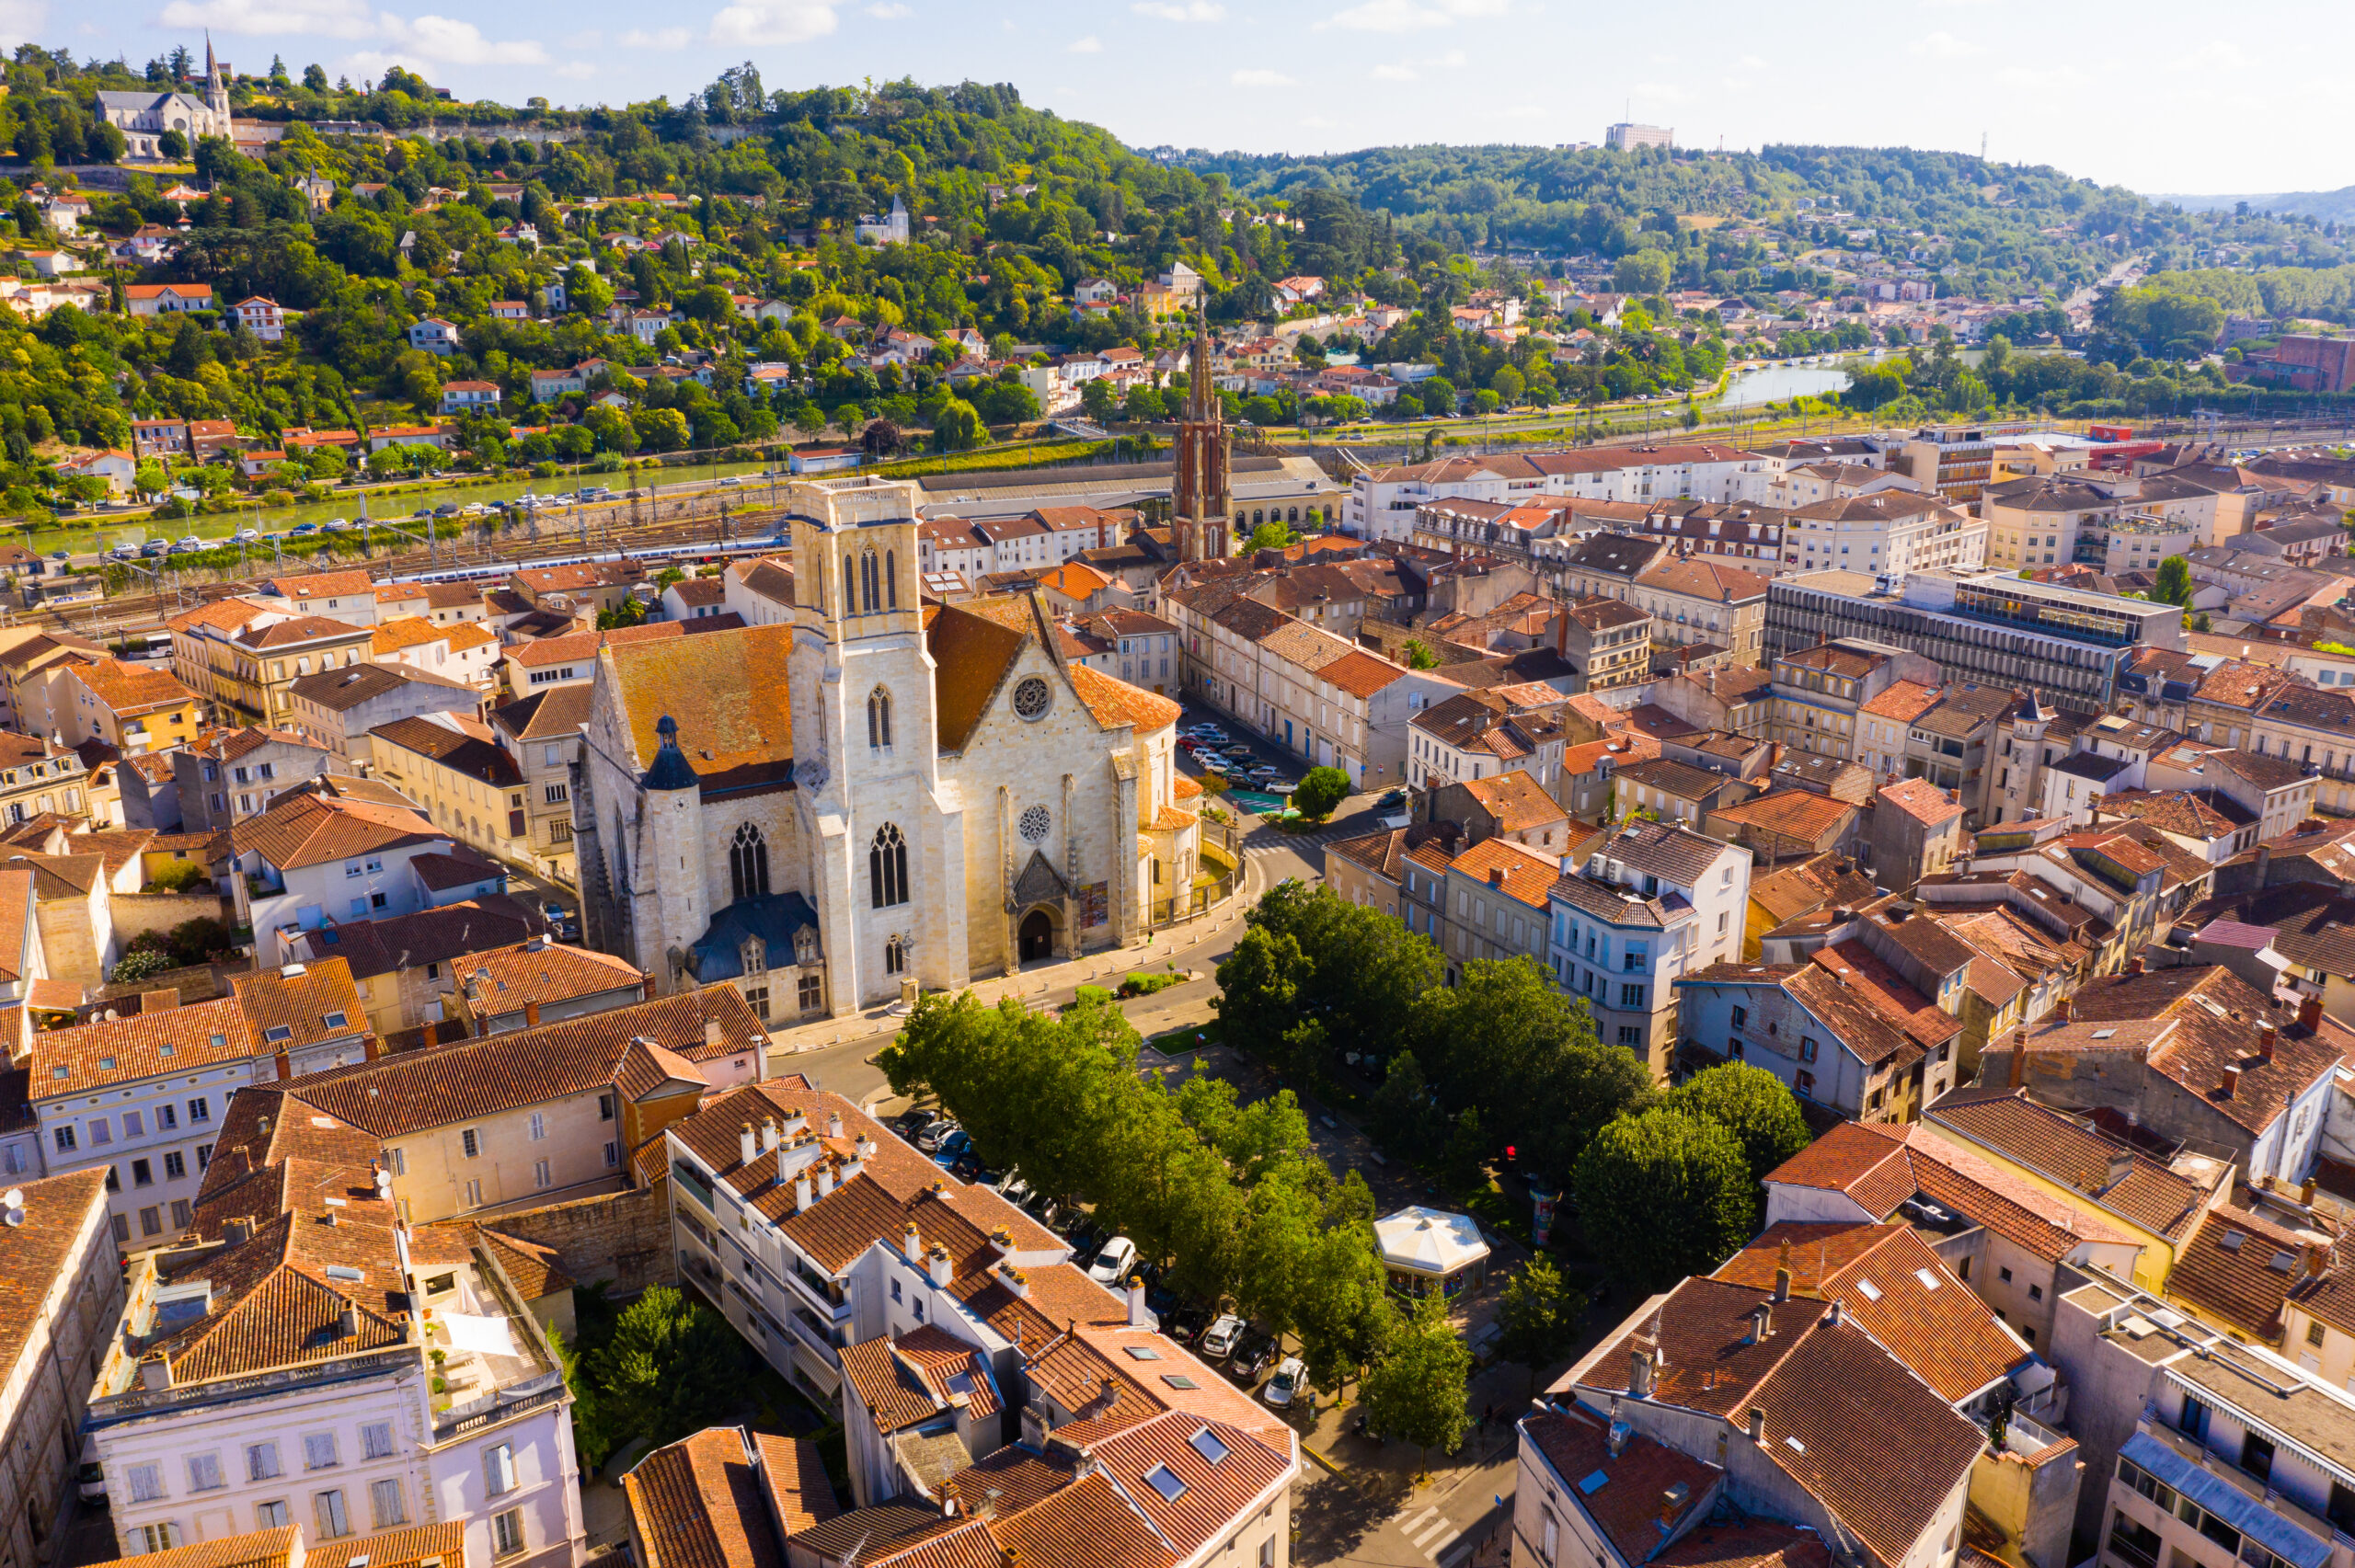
[1629,79,1692,104]
[1735,52,1767,68]
[561,26,602,45]
[1132,0,1223,17]
[551,59,596,77]
[867,2,911,15]
[1434,47,1465,64]
[707,0,837,45]
[377,13,545,63]
[1908,29,1981,56]
[619,25,690,46]
[1320,0,1504,29]
[1301,114,1335,128]
[1370,63,1416,79]
[1230,66,1292,85]
[1065,31,1101,50]
[156,0,373,37]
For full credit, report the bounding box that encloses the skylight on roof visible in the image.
[1162,1375,1199,1391]
[1855,1278,1882,1301]
[1579,1470,1610,1495]
[322,1265,364,1283]
[1914,1269,1940,1290]
[1143,1465,1187,1502]
[210,1034,226,1049]
[2269,1252,2296,1274]
[1784,1436,1807,1454]
[2091,1028,2117,1040]
[1189,1428,1230,1465]
[1124,1345,1163,1360]
[264,1026,293,1043]
[97,1056,114,1070]
[323,1013,348,1029]
[2222,1230,2246,1253]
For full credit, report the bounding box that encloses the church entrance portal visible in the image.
[1018,910,1056,962]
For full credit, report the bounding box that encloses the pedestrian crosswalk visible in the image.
[1399,1506,1469,1564]
[1236,821,1366,858]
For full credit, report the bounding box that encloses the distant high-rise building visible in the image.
[1604,122,1673,151]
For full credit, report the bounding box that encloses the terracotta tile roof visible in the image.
[2165,1201,2321,1344]
[145,1207,411,1382]
[1928,1088,2211,1241]
[370,616,451,655]
[1763,1120,1913,1207]
[840,1323,1003,1435]
[1706,789,1858,846]
[507,622,685,667]
[290,661,474,711]
[1522,1404,1717,1562]
[1583,1278,1983,1568]
[1320,647,1409,699]
[1446,836,1556,909]
[0,1168,110,1400]
[230,958,369,1056]
[230,790,443,871]
[268,570,376,604]
[608,624,796,796]
[1651,1523,1832,1568]
[623,1426,789,1568]
[279,986,764,1136]
[1857,680,1943,722]
[459,940,643,1014]
[1713,1221,2028,1402]
[867,1520,1003,1568]
[92,1528,302,1568]
[74,657,196,715]
[1635,555,1771,603]
[370,715,523,787]
[1748,853,1874,927]
[1070,663,1179,735]
[1453,771,1567,832]
[1876,777,1963,826]
[30,995,256,1097]
[288,898,541,982]
[1084,1410,1293,1562]
[989,1471,1177,1568]
[488,684,594,742]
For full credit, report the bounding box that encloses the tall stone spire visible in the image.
[204,33,228,114]
[1170,309,1230,564]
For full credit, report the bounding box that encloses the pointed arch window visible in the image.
[867,687,893,750]
[842,553,856,614]
[885,937,907,975]
[885,551,898,608]
[869,823,909,909]
[860,550,879,613]
[730,822,770,902]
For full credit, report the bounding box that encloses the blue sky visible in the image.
[52,0,2347,196]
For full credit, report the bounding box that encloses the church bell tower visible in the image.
[1171,313,1232,564]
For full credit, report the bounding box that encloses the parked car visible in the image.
[47,548,69,561]
[1228,1330,1278,1383]
[176,535,202,549]
[928,1131,971,1168]
[76,1436,104,1503]
[321,519,350,532]
[289,521,318,536]
[1263,1356,1305,1407]
[1223,744,1255,761]
[1169,1302,1214,1345]
[1087,1235,1138,1286]
[1245,765,1285,786]
[1375,789,1407,810]
[1197,754,1231,775]
[892,1108,942,1139]
[235,528,259,542]
[1199,1313,1246,1358]
[916,1118,960,1152]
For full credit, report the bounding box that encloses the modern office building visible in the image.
[1764,569,2188,714]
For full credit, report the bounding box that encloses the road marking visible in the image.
[1399,1507,1440,1542]
[1435,1536,1476,1568]
[1411,1517,1460,1553]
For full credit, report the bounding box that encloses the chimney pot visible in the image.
[2308,1243,2329,1280]
[523,998,541,1027]
[2259,1025,2279,1062]
[2057,996,2074,1024]
[739,1122,756,1166]
[2221,1063,2243,1099]
[795,1173,812,1213]
[1747,1406,1766,1443]
[1773,1265,1791,1303]
[763,1118,781,1153]
[2302,995,2326,1032]
[1628,1348,1655,1399]
[2127,956,2144,977]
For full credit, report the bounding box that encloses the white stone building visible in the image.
[573,477,1199,1017]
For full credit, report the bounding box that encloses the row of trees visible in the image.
[1217,882,1810,1291]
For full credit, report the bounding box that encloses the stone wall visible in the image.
[111,891,230,949]
[483,1180,674,1298]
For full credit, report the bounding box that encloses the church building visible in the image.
[572,476,1201,1021]
[97,40,234,161]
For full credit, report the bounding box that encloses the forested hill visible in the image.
[1168,142,2355,303]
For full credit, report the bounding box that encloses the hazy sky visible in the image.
[62,0,2349,196]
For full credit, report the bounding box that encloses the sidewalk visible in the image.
[760,850,1269,1060]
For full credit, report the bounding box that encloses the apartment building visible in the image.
[1552,596,1651,690]
[1780,490,1988,581]
[26,961,373,1247]
[1407,689,1566,792]
[1628,555,1770,660]
[0,733,90,826]
[52,658,203,755]
[1888,422,2003,504]
[283,900,547,1038]
[658,1075,1298,1566]
[1548,818,1749,1079]
[1165,583,1436,789]
[168,600,375,727]
[1982,475,2132,572]
[1767,638,1933,761]
[1764,571,2188,715]
[286,662,479,773]
[487,688,589,887]
[255,572,382,628]
[0,1171,121,1568]
[236,984,763,1227]
[88,1156,581,1568]
[368,715,530,874]
[228,786,490,966]
[173,728,338,832]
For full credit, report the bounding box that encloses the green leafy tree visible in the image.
[1243,521,1295,553]
[1494,1255,1586,1394]
[1613,249,1672,295]
[582,1287,756,1454]
[2153,555,2194,608]
[1402,639,1439,670]
[1292,765,1350,820]
[1666,1062,1811,1186]
[1575,1107,1753,1292]
[931,396,986,452]
[1371,1051,1442,1150]
[1213,923,1313,1069]
[1360,1290,1471,1479]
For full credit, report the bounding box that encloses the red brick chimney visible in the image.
[2301,995,2325,1032]
[2257,1025,2277,1064]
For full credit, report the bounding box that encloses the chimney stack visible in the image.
[1773,1265,1791,1304]
[2126,955,2144,977]
[902,1221,923,1263]
[2057,996,2074,1024]
[2303,1176,2319,1206]
[1748,1302,1774,1345]
[2221,1063,2243,1100]
[1128,1279,1154,1329]
[763,1118,781,1153]
[706,1016,724,1053]
[2302,995,2326,1032]
[2259,1025,2278,1063]
[826,1111,844,1139]
[2309,1243,2330,1280]
[739,1122,757,1166]
[1628,1348,1655,1399]
[2105,1149,2133,1191]
[523,999,541,1028]
[795,1173,813,1214]
[927,1244,953,1289]
[1747,1407,1766,1444]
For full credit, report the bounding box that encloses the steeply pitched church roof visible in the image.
[603,624,795,798]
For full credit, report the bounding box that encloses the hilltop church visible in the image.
[571,475,1206,1021]
[97,40,234,161]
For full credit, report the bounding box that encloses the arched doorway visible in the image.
[1018,909,1056,962]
